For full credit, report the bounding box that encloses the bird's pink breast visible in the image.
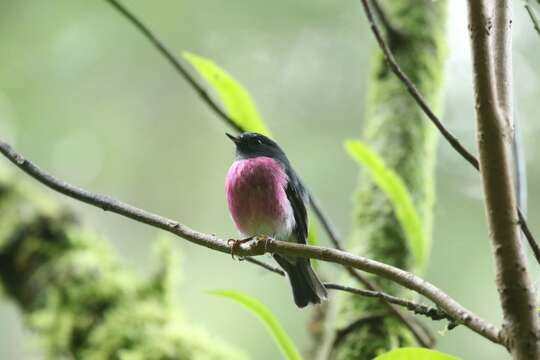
[225,157,293,238]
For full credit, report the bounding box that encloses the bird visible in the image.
[225,132,327,308]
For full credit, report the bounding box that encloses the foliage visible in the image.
[374,347,459,360]
[210,290,302,360]
[346,140,427,271]
[183,51,272,137]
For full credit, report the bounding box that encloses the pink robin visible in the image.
[225,132,327,308]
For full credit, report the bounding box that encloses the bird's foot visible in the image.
[227,236,254,260]
[254,235,271,252]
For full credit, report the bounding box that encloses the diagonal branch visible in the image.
[105,0,242,133]
[242,260,454,326]
[526,3,540,37]
[310,188,432,346]
[358,0,540,266]
[0,139,502,345]
[369,0,404,42]
[324,283,453,324]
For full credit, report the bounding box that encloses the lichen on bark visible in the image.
[330,1,448,358]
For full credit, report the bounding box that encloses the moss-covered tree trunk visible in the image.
[330,1,448,358]
[0,167,245,359]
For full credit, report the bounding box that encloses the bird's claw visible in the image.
[227,237,254,260]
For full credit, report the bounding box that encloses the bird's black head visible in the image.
[226,132,288,162]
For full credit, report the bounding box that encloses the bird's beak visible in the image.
[226,133,239,144]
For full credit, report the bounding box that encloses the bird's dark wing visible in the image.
[285,168,309,245]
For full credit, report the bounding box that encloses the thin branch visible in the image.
[0,139,502,345]
[245,257,434,348]
[309,192,433,347]
[370,0,404,43]
[344,265,434,347]
[307,193,343,250]
[324,283,453,324]
[242,261,451,325]
[467,0,540,357]
[358,0,540,266]
[245,257,285,276]
[526,3,540,37]
[359,0,479,170]
[105,0,242,133]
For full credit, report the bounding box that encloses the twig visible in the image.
[245,258,434,348]
[358,0,540,266]
[370,0,404,43]
[309,192,433,347]
[324,283,452,323]
[359,0,479,170]
[241,262,450,325]
[244,256,432,346]
[245,257,285,276]
[526,3,540,37]
[467,0,539,357]
[105,0,242,133]
[307,193,343,250]
[0,139,502,345]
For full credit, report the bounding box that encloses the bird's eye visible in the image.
[256,139,262,145]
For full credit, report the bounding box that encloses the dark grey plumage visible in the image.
[227,132,327,307]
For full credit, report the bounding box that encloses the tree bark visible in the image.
[467,1,540,358]
[0,166,245,359]
[330,1,448,358]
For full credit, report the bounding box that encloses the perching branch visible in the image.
[467,1,540,357]
[0,139,502,346]
[358,0,540,265]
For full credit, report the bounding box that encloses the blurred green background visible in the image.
[0,1,539,359]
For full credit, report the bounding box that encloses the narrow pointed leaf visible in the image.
[374,347,460,360]
[183,51,272,136]
[209,290,302,360]
[346,140,427,270]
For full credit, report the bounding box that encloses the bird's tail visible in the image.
[274,255,327,308]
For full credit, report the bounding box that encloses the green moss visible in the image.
[0,167,246,360]
[331,1,448,358]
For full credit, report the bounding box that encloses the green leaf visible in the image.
[209,290,302,360]
[307,215,319,269]
[345,140,427,270]
[307,214,319,247]
[374,347,460,360]
[182,51,272,137]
